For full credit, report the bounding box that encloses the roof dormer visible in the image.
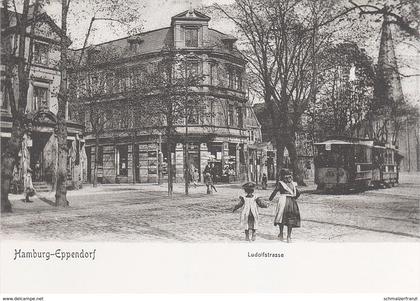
[171,9,210,49]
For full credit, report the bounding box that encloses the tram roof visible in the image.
[314,139,374,146]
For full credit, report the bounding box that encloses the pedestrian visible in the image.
[232,182,268,241]
[204,162,217,194]
[262,173,268,190]
[269,169,301,243]
[24,168,35,203]
[192,168,199,188]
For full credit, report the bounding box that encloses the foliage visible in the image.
[308,42,376,140]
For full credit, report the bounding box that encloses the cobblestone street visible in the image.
[1,173,419,243]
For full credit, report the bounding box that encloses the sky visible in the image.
[36,0,419,106]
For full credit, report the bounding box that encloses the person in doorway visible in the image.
[232,182,268,241]
[261,173,268,190]
[24,168,35,203]
[34,160,41,181]
[269,169,301,243]
[192,168,199,188]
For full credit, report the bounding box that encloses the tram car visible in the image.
[371,142,400,187]
[313,138,400,192]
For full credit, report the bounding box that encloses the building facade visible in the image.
[70,10,262,184]
[1,8,86,191]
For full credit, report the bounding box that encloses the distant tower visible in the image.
[376,13,404,107]
[372,11,405,144]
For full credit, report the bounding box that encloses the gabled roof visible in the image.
[1,7,71,45]
[171,9,211,23]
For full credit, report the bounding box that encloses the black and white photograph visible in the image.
[0,0,419,299]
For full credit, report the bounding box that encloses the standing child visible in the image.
[232,182,268,241]
[24,168,35,203]
[269,169,301,243]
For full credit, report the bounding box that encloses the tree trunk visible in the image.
[287,139,306,186]
[1,117,25,212]
[1,0,33,212]
[55,0,69,207]
[167,140,173,197]
[275,136,286,182]
[132,134,136,184]
[92,134,99,187]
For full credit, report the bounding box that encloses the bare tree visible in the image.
[1,0,41,212]
[144,50,206,196]
[215,0,338,184]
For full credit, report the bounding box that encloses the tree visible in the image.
[59,0,143,194]
[55,0,70,206]
[349,0,419,39]
[1,0,42,212]
[145,50,206,196]
[215,0,338,184]
[309,42,376,140]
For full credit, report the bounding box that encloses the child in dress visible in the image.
[269,169,301,243]
[232,182,268,241]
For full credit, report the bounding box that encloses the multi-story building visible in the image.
[70,9,262,184]
[1,8,85,191]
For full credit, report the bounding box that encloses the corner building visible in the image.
[71,10,262,184]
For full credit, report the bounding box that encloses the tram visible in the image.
[313,138,400,192]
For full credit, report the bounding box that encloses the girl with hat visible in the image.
[269,169,301,243]
[232,181,268,241]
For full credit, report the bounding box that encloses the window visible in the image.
[237,106,243,128]
[104,74,114,94]
[133,67,145,87]
[236,70,242,90]
[210,63,217,85]
[147,62,158,74]
[228,67,234,89]
[117,145,128,176]
[1,79,9,109]
[33,86,48,111]
[90,75,99,94]
[185,28,198,47]
[228,104,234,126]
[34,42,49,65]
[186,61,199,78]
[187,107,199,125]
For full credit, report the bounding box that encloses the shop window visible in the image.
[33,86,48,111]
[185,28,199,47]
[1,79,9,109]
[34,42,49,65]
[117,145,128,176]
